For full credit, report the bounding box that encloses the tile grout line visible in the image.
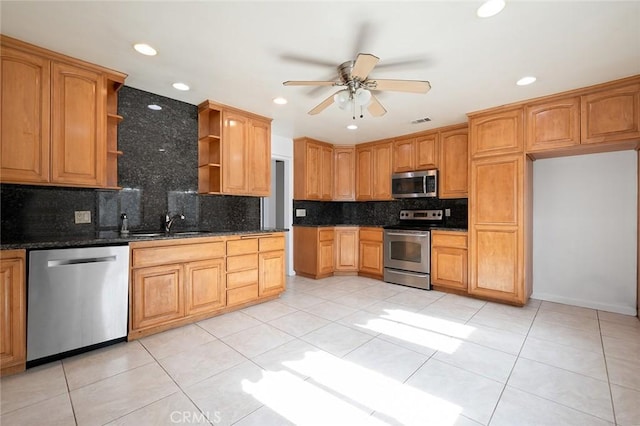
[598,310,619,426]
[59,361,80,426]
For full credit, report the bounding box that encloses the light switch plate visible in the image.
[74,210,91,224]
[295,209,306,217]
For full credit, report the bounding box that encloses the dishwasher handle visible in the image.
[47,255,117,267]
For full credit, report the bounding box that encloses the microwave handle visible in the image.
[423,176,427,194]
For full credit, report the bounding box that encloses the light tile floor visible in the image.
[2,275,639,426]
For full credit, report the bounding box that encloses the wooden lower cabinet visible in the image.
[185,258,226,315]
[0,250,26,376]
[293,227,334,278]
[431,231,468,291]
[358,227,384,279]
[259,250,286,296]
[131,264,184,330]
[335,227,359,273]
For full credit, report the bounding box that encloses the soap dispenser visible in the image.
[120,213,129,235]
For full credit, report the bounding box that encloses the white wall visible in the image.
[532,150,637,315]
[270,134,295,276]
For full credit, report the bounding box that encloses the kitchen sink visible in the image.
[130,231,165,237]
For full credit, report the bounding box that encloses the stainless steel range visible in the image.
[383,209,443,290]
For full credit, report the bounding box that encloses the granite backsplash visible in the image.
[0,86,260,242]
[293,198,468,228]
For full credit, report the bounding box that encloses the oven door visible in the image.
[383,229,430,273]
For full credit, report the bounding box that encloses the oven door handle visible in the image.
[385,232,430,237]
[386,269,429,277]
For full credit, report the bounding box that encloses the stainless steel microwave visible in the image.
[391,170,438,198]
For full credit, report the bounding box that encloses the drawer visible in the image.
[227,269,258,289]
[259,236,285,252]
[227,238,258,256]
[359,228,382,242]
[132,241,225,268]
[431,231,468,249]
[227,254,258,272]
[318,229,334,241]
[227,284,258,306]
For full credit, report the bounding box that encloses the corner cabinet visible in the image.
[197,100,272,196]
[335,227,359,273]
[0,250,26,376]
[0,35,126,189]
[334,146,356,201]
[293,137,334,200]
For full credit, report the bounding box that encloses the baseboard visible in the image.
[530,292,637,316]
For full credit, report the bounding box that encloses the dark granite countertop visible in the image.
[0,228,289,250]
[292,224,467,232]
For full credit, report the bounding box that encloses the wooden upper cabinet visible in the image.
[334,146,355,201]
[472,155,521,226]
[581,82,640,144]
[247,118,271,196]
[0,47,50,184]
[393,133,438,172]
[293,137,333,200]
[0,35,126,189]
[50,62,105,187]
[355,146,373,200]
[372,142,392,200]
[526,96,580,152]
[415,133,438,170]
[393,138,415,172]
[469,107,524,158]
[222,111,250,194]
[439,126,468,199]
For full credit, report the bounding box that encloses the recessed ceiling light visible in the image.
[516,76,537,86]
[273,97,288,105]
[133,43,157,56]
[347,124,358,130]
[477,0,505,18]
[172,82,190,91]
[147,104,162,110]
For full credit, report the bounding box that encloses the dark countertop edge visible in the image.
[0,228,289,250]
[292,224,468,232]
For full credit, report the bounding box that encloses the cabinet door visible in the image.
[259,250,285,296]
[431,247,468,290]
[334,147,355,201]
[470,107,524,158]
[581,83,640,144]
[469,154,527,304]
[51,61,106,186]
[393,138,415,172]
[0,253,26,375]
[305,142,322,199]
[247,119,271,196]
[439,127,468,198]
[321,145,334,200]
[319,240,335,276]
[131,264,184,331]
[185,258,225,316]
[356,147,373,200]
[359,240,383,277]
[415,134,438,170]
[526,97,580,152]
[0,47,50,184]
[334,228,359,272]
[222,111,249,194]
[372,142,392,200]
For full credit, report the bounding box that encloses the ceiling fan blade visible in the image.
[308,92,337,115]
[369,79,431,93]
[368,94,387,117]
[280,53,337,68]
[351,53,379,81]
[283,80,337,87]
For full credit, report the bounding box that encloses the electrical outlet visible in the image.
[445,209,451,217]
[295,208,306,217]
[74,210,91,224]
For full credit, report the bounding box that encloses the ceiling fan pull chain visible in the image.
[360,105,364,119]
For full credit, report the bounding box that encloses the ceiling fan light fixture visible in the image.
[334,90,351,110]
[477,0,506,18]
[355,88,372,106]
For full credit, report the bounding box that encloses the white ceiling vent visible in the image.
[411,117,432,124]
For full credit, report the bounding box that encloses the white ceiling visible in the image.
[2,1,639,144]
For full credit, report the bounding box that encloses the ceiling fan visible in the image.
[283,53,431,119]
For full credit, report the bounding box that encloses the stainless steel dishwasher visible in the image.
[27,245,130,363]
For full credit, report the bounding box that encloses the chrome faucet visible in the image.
[165,212,185,233]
